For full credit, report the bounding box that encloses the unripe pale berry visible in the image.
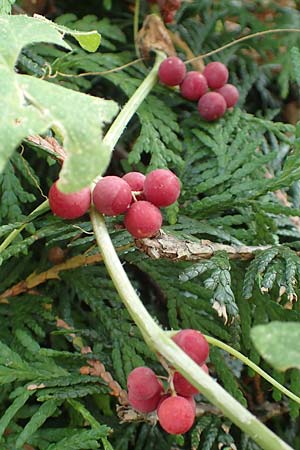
[203,61,229,89]
[173,363,209,397]
[172,329,209,366]
[144,169,180,207]
[157,396,195,434]
[216,83,239,108]
[122,172,145,192]
[158,57,186,86]
[124,201,162,238]
[127,367,162,400]
[93,176,132,216]
[180,71,208,101]
[197,92,227,121]
[49,181,91,220]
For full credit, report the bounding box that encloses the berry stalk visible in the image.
[91,210,292,450]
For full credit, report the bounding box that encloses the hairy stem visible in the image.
[91,210,292,450]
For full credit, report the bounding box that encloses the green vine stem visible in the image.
[91,210,292,450]
[186,28,300,64]
[165,331,300,406]
[88,50,293,450]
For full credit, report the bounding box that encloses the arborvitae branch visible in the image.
[136,231,271,261]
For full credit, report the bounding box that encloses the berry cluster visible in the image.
[49,169,180,239]
[127,329,210,435]
[148,0,181,23]
[158,57,239,121]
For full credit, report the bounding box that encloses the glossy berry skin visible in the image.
[128,388,163,413]
[173,363,209,397]
[127,367,162,400]
[158,57,186,86]
[124,201,162,238]
[198,92,227,121]
[172,329,209,366]
[180,71,208,101]
[203,61,229,89]
[157,396,195,434]
[93,176,132,216]
[144,169,180,207]
[49,181,91,220]
[216,83,239,108]
[122,172,145,192]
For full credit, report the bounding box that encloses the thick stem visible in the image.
[91,210,292,450]
[102,51,165,152]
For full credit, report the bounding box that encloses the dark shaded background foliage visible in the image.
[1,0,300,448]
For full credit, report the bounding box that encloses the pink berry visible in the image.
[173,363,209,397]
[127,367,162,400]
[93,176,132,216]
[124,201,162,238]
[128,389,163,413]
[180,71,208,101]
[157,396,195,434]
[203,61,229,89]
[122,172,145,192]
[49,181,91,220]
[144,169,180,207]
[158,57,186,86]
[197,92,227,121]
[216,83,239,108]
[172,329,209,366]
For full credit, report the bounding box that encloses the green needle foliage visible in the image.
[1,0,300,449]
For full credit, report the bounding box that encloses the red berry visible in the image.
[180,71,208,101]
[172,329,209,366]
[124,201,162,238]
[216,83,239,108]
[127,367,162,400]
[93,176,132,216]
[158,57,186,86]
[173,363,209,397]
[157,396,195,434]
[144,169,180,207]
[49,181,91,220]
[128,389,163,413]
[163,10,176,23]
[122,172,145,192]
[203,61,229,89]
[173,371,199,397]
[197,92,227,121]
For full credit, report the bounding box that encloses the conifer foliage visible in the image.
[1,0,300,449]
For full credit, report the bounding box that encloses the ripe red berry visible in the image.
[158,57,187,86]
[157,396,195,434]
[203,61,229,89]
[93,176,132,216]
[127,367,162,400]
[122,172,145,192]
[173,363,209,397]
[197,92,227,121]
[143,169,180,207]
[216,83,239,108]
[124,201,162,238]
[172,329,209,366]
[49,181,91,220]
[128,389,163,413]
[180,71,208,101]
